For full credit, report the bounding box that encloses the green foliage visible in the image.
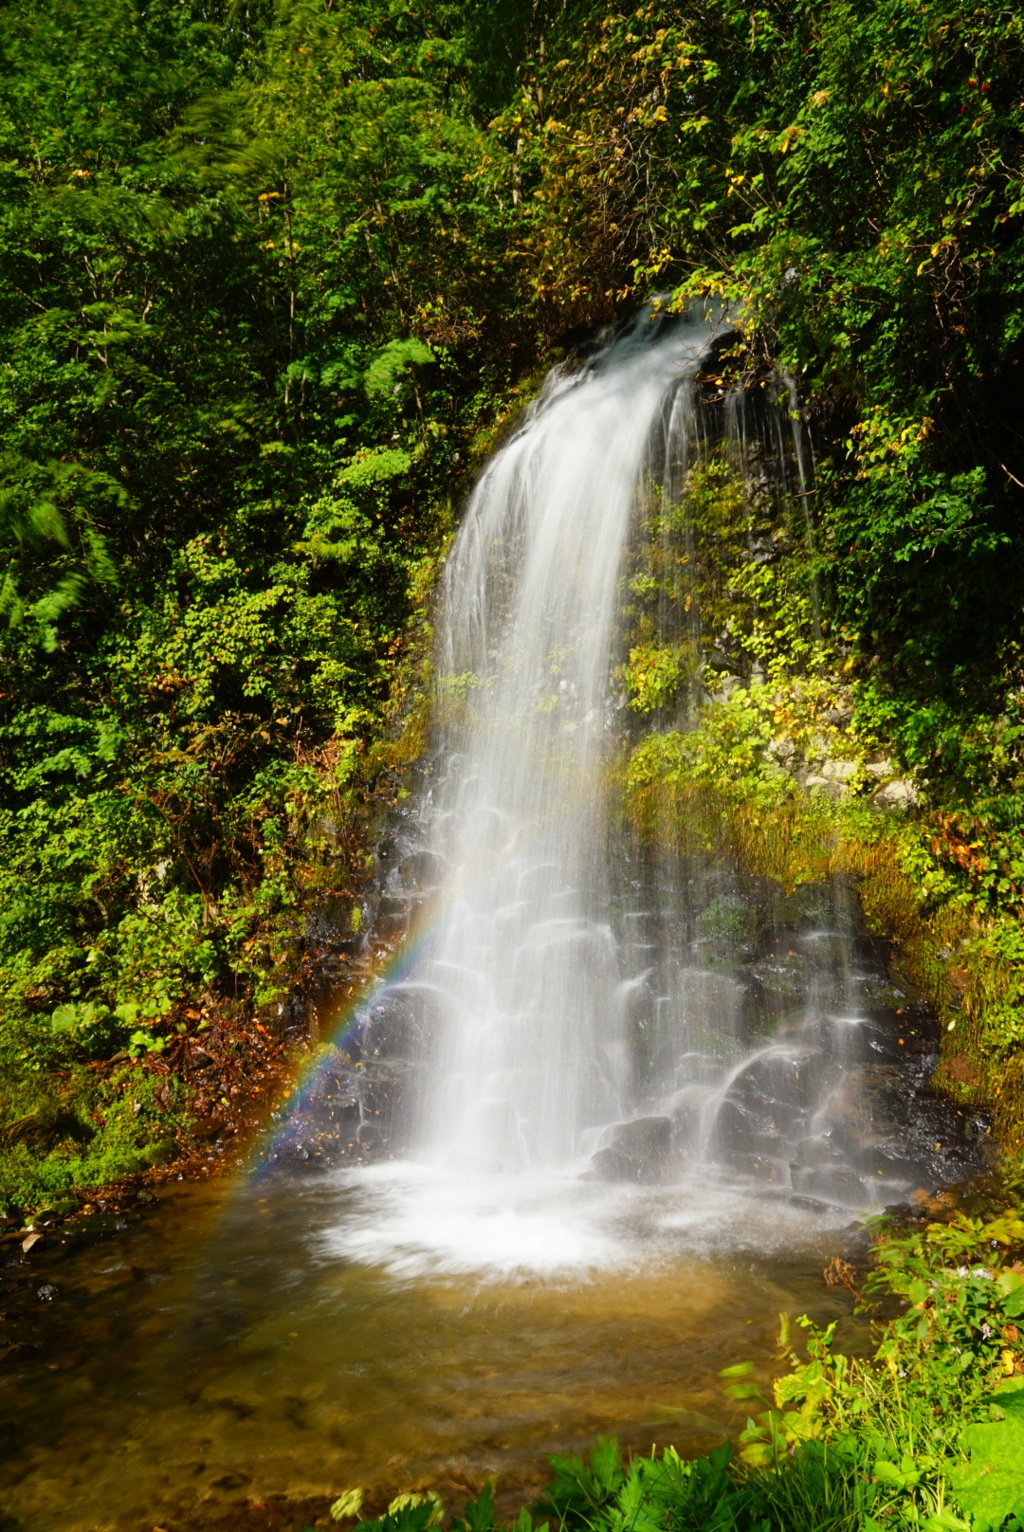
[364,340,435,402]
[723,1212,1024,1531]
[623,644,688,714]
[355,1498,441,1532]
[0,1060,188,1215]
[332,1490,367,1523]
[619,454,830,723]
[949,1380,1024,1531]
[506,0,1024,849]
[0,0,532,1202]
[346,1439,870,1532]
[626,698,785,823]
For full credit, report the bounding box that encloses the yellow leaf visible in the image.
[329,1489,365,1523]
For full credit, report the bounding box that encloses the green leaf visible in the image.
[873,1457,921,1489]
[50,1000,111,1034]
[949,1384,1024,1530]
[363,338,434,401]
[387,1493,443,1529]
[127,1029,166,1057]
[921,1512,971,1532]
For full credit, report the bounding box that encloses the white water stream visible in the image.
[412,312,720,1170]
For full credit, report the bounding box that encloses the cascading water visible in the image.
[297,307,984,1275]
[408,310,725,1172]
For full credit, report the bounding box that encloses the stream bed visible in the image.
[0,1174,869,1532]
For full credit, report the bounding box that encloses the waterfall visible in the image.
[303,308,983,1277]
[410,309,725,1170]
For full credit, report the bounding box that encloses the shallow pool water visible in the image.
[0,1169,866,1532]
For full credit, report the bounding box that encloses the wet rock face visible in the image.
[591,1117,673,1183]
[266,1057,416,1169]
[606,861,990,1211]
[362,992,434,1062]
[259,789,445,1173]
[275,795,986,1215]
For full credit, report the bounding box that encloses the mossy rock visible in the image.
[778,880,858,932]
[695,893,758,948]
[41,1196,77,1216]
[137,1138,177,1168]
[851,976,911,1012]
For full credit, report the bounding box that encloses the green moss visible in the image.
[0,1061,190,1217]
[695,894,759,949]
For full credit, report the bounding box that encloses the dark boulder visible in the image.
[590,1116,672,1183]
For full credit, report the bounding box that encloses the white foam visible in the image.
[321,1161,636,1280]
[318,1160,851,1282]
